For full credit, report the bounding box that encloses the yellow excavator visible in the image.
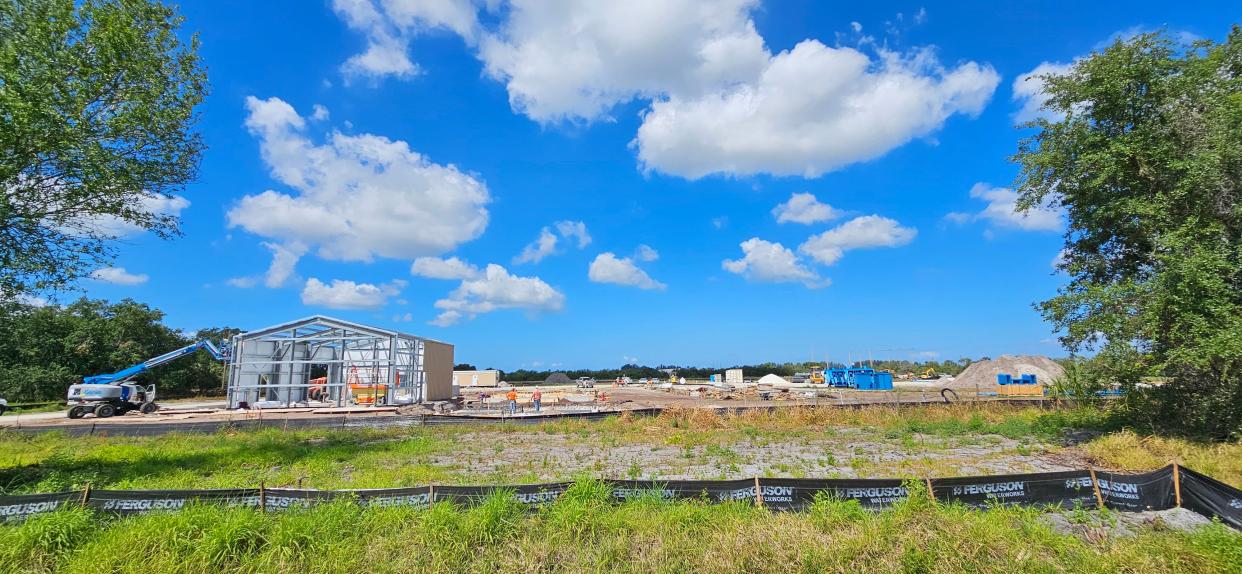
[918,367,941,380]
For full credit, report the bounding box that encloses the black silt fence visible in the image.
[2,465,1239,530]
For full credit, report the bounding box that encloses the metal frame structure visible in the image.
[225,316,438,408]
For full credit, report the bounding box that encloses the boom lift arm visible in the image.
[82,340,232,385]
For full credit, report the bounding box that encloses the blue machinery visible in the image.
[824,367,894,390]
[82,340,232,385]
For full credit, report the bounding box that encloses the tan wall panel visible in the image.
[453,370,500,387]
[424,341,454,400]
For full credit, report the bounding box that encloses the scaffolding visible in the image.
[225,316,442,408]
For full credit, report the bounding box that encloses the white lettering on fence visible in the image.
[0,500,64,518]
[952,481,1026,499]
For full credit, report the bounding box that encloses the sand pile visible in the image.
[756,373,790,387]
[947,355,1065,389]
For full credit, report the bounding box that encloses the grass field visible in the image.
[2,481,1240,574]
[2,404,1239,494]
[2,404,1240,573]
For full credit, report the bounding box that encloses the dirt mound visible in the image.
[946,355,1065,390]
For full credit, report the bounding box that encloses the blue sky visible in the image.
[77,1,1237,370]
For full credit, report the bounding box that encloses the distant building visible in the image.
[725,369,744,384]
[453,369,500,388]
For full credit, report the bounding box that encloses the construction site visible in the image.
[3,312,1240,574]
[0,304,1076,430]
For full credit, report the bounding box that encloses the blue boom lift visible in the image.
[66,340,231,419]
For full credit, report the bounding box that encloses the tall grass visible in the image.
[1,480,1238,574]
[1086,430,1242,486]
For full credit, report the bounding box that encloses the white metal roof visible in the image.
[237,315,449,345]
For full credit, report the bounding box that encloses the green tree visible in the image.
[1014,28,1242,437]
[0,0,206,297]
[0,298,232,401]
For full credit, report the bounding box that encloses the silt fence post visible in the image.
[1173,463,1182,508]
[1088,467,1105,510]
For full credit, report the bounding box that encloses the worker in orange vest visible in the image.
[532,387,542,412]
[506,388,517,415]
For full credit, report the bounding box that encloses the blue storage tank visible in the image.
[852,372,875,389]
[873,371,894,390]
[998,373,1039,385]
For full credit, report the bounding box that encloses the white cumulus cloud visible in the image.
[588,252,665,290]
[554,220,592,248]
[955,183,1062,232]
[333,2,998,179]
[772,192,841,224]
[722,238,825,288]
[477,0,768,123]
[228,96,490,263]
[432,264,564,326]
[634,244,659,262]
[1012,61,1073,123]
[1052,248,1068,272]
[262,241,307,288]
[332,0,479,80]
[513,227,558,264]
[411,256,483,280]
[798,215,917,265]
[90,267,149,286]
[635,41,1000,178]
[77,194,190,238]
[301,277,405,310]
[513,220,591,264]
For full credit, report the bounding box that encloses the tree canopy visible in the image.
[0,0,206,297]
[0,298,236,402]
[1015,28,1242,437]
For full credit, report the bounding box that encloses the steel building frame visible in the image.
[225,316,433,408]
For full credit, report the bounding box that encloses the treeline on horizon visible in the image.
[462,358,988,384]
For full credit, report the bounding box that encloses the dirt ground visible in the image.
[420,425,1089,483]
[0,383,1050,430]
[1043,508,1216,539]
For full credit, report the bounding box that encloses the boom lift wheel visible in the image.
[140,402,159,414]
[68,406,86,419]
[94,403,116,418]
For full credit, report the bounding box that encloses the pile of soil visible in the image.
[947,355,1066,389]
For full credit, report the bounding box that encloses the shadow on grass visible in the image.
[0,429,439,494]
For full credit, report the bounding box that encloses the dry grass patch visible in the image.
[1085,430,1242,487]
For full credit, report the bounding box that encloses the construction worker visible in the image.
[532,387,542,412]
[506,387,517,414]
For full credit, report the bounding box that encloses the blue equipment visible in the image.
[82,340,231,385]
[67,340,231,419]
[996,373,1038,386]
[824,366,893,390]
